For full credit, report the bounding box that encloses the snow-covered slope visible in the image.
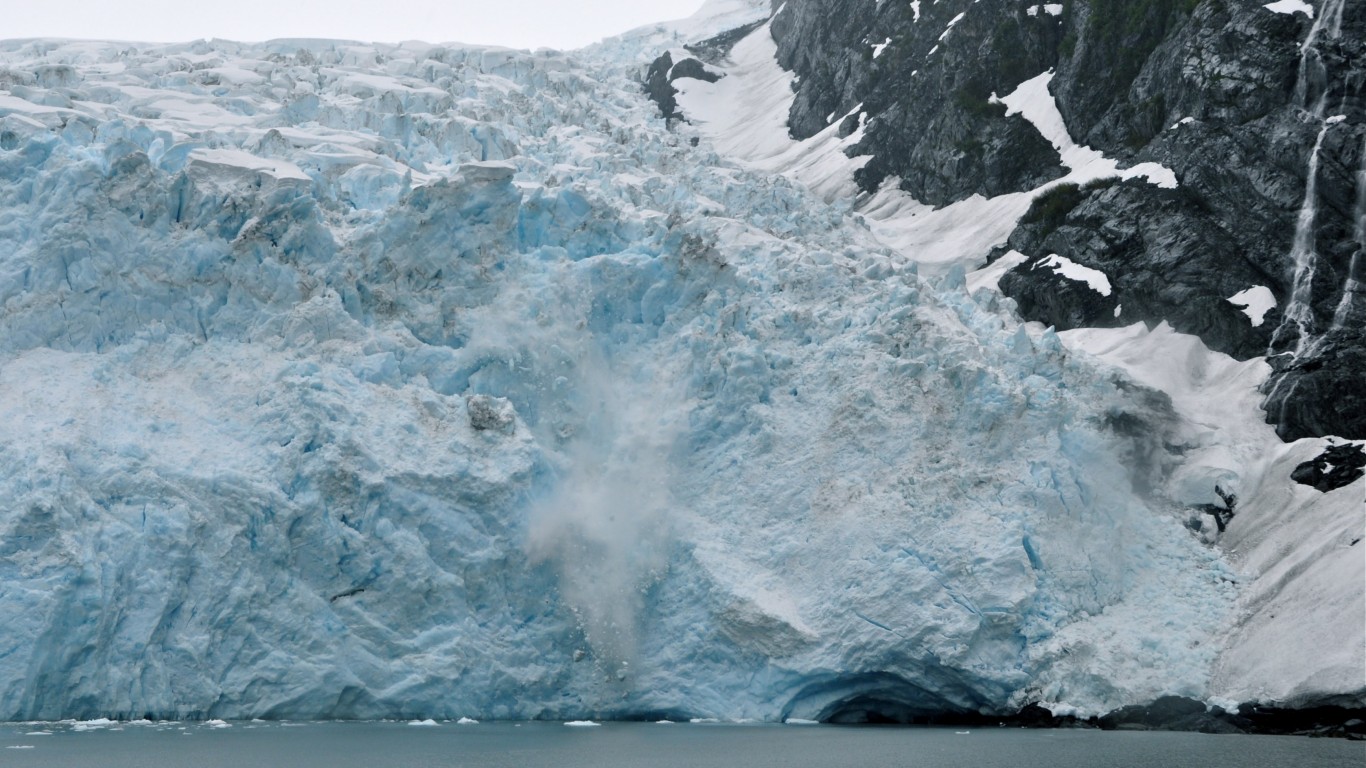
[0,0,1359,721]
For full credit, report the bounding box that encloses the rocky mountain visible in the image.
[653,0,1365,440]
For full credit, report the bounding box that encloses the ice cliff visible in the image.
[0,0,1361,722]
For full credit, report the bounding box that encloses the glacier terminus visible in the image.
[0,0,1361,727]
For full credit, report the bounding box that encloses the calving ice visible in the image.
[0,0,1360,730]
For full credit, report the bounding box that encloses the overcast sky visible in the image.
[7,0,707,50]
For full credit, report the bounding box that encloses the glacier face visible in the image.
[0,4,1351,721]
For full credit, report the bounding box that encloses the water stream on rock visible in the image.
[1270,0,1347,357]
[1276,123,1332,356]
[1329,136,1366,330]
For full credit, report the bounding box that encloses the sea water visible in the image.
[2,721,1361,767]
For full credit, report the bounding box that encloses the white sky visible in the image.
[6,0,708,50]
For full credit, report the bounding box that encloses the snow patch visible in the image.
[966,249,1029,294]
[673,24,871,202]
[1227,286,1277,327]
[939,13,967,41]
[1263,0,1314,17]
[189,148,310,182]
[1035,254,1112,296]
[996,72,1178,189]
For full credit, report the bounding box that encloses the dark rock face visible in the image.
[644,21,762,124]
[644,51,721,123]
[644,51,682,121]
[998,249,1119,333]
[1291,442,1366,492]
[999,176,1283,360]
[1098,695,1247,733]
[1237,704,1366,739]
[1010,698,1366,737]
[770,0,1066,206]
[1007,702,1089,729]
[684,19,768,65]
[762,0,1366,439]
[1266,326,1366,441]
[1092,697,1366,737]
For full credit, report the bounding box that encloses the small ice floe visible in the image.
[6,745,36,749]
[689,718,720,724]
[564,721,601,727]
[72,719,116,731]
[205,719,231,728]
[655,720,675,724]
[408,719,440,727]
[955,730,971,735]
[456,717,479,725]
[784,718,819,725]
[24,732,51,736]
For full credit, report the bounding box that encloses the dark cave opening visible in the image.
[785,671,993,726]
[821,695,932,725]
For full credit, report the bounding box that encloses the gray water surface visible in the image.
[3,720,1362,767]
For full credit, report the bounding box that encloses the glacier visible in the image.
[0,0,1360,722]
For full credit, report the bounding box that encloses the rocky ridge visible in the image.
[651,0,1366,440]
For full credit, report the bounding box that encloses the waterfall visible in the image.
[1330,137,1366,330]
[1293,0,1346,113]
[1272,123,1332,356]
[1269,0,1348,357]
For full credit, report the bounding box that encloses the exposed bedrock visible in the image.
[765,0,1366,438]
